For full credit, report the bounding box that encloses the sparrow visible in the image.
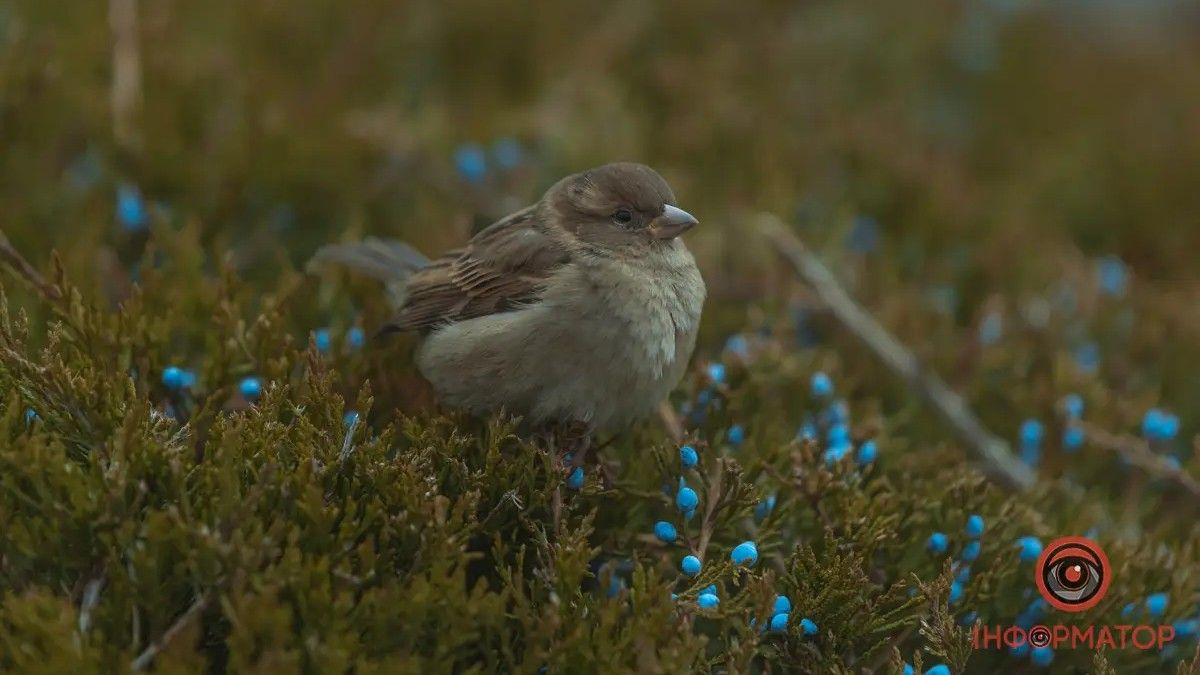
[310,162,706,434]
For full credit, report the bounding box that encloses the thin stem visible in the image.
[758,214,1035,492]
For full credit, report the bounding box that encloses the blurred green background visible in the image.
[2,0,1199,488]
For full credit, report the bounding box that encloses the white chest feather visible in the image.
[415,244,705,430]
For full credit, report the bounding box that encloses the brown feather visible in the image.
[384,206,571,333]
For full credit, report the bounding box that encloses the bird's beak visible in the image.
[649,205,699,240]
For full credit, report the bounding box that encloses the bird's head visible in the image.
[544,162,699,253]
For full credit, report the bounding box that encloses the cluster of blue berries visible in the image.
[927,514,986,608]
[163,366,267,403]
[1142,408,1181,443]
[161,366,198,391]
[678,361,726,428]
[802,372,877,467]
[453,138,524,184]
[1060,393,1085,452]
[313,326,366,354]
[1006,597,1054,666]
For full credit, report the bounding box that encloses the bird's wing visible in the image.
[385,206,571,332]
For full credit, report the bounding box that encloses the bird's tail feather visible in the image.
[307,237,430,283]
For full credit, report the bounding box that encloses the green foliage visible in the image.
[1,238,1196,673]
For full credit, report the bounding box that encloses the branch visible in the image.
[130,591,212,671]
[0,229,63,302]
[757,214,1035,492]
[1079,422,1200,500]
[658,401,684,445]
[108,0,143,151]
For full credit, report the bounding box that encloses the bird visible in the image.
[309,162,706,441]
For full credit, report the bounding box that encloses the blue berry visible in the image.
[343,410,360,427]
[827,423,850,445]
[948,581,963,604]
[799,617,818,636]
[1121,602,1137,619]
[754,494,776,522]
[823,443,850,466]
[961,541,981,562]
[654,521,677,543]
[730,541,758,566]
[680,445,698,468]
[567,467,584,490]
[798,419,817,441]
[1017,536,1043,563]
[707,363,726,384]
[313,328,332,353]
[727,425,745,447]
[811,372,833,398]
[453,143,487,183]
[824,400,850,425]
[965,514,985,539]
[681,555,702,576]
[24,408,37,425]
[1020,419,1044,446]
[724,334,750,357]
[773,595,791,614]
[1146,593,1169,618]
[857,440,877,465]
[161,366,194,390]
[347,327,365,349]
[116,183,148,232]
[491,137,523,170]
[958,611,978,627]
[1063,425,1085,451]
[1142,409,1180,441]
[903,665,914,675]
[1062,394,1084,418]
[239,377,262,401]
[676,487,698,512]
[925,665,950,675]
[927,532,949,555]
[697,593,719,609]
[956,566,971,584]
[701,584,717,596]
[608,575,624,598]
[1009,642,1030,657]
[847,214,880,255]
[1096,255,1127,297]
[1030,646,1054,668]
[1074,342,1100,373]
[769,612,789,632]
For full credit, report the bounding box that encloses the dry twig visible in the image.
[757,214,1035,491]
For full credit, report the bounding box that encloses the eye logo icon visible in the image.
[1035,536,1111,612]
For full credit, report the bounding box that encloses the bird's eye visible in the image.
[611,208,634,225]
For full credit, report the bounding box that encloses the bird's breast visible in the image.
[548,247,706,378]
